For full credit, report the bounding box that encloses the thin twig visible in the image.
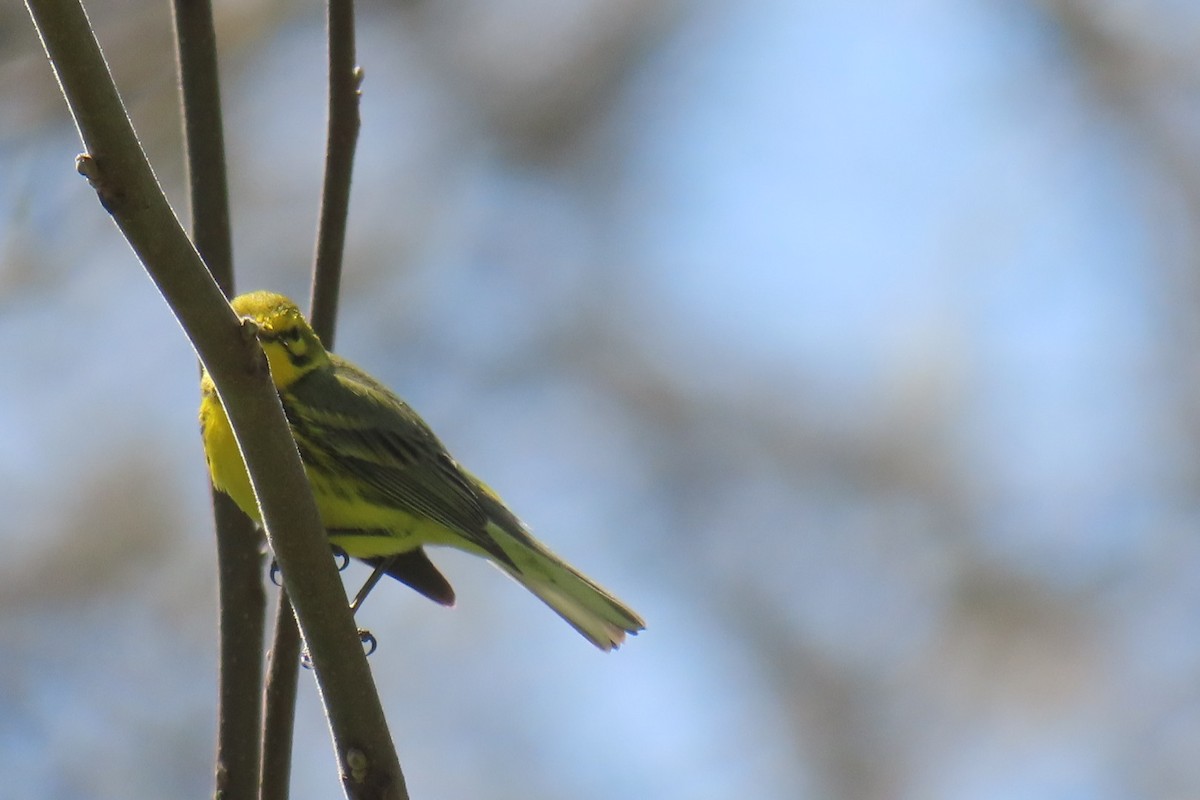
[265,0,367,791]
[213,496,268,798]
[22,2,406,797]
[309,0,362,340]
[261,1,365,793]
[171,2,267,798]
[261,587,303,800]
[172,0,234,291]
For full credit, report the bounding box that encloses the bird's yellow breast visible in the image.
[199,383,262,523]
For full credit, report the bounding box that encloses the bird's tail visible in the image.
[477,493,645,651]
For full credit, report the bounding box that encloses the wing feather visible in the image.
[282,357,512,566]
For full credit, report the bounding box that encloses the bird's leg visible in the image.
[349,555,396,615]
[345,556,397,659]
[299,555,395,667]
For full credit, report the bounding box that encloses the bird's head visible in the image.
[232,291,330,389]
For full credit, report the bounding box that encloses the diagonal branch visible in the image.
[22,1,406,797]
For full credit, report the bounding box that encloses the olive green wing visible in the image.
[283,357,514,567]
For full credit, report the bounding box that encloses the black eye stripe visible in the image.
[257,325,315,370]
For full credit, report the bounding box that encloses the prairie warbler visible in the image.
[199,291,644,650]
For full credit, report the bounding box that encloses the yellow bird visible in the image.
[200,291,644,650]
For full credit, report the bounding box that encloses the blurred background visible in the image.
[3,0,1200,797]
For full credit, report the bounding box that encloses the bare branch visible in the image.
[309,0,362,341]
[261,0,368,794]
[22,1,406,796]
[261,587,303,800]
[170,2,267,797]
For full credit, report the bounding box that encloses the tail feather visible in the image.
[367,548,456,607]
[485,520,645,651]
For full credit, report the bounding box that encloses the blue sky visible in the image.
[4,1,1200,798]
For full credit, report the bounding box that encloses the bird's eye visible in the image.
[281,328,308,357]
